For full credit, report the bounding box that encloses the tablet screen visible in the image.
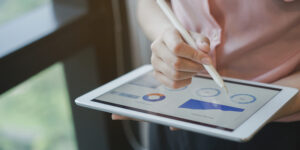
[93,71,281,131]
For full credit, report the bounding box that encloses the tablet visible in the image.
[75,65,298,142]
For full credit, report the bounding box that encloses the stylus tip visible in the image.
[223,86,229,95]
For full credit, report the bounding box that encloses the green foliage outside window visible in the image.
[0,64,77,150]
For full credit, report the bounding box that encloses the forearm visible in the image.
[271,70,300,122]
[137,0,173,41]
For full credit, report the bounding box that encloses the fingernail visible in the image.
[201,57,212,65]
[112,115,116,120]
[200,41,209,46]
[199,41,210,53]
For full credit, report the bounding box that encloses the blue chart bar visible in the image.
[179,99,244,112]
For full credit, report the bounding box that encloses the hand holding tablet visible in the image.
[75,65,298,142]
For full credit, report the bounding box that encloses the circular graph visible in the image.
[196,88,221,97]
[143,93,166,102]
[231,94,256,104]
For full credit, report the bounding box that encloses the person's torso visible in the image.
[171,0,300,82]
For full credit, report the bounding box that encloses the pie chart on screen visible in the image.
[143,93,166,102]
[231,94,256,104]
[196,88,221,97]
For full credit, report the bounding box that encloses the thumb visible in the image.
[190,32,210,53]
[111,114,130,120]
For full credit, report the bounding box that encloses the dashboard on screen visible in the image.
[93,71,280,131]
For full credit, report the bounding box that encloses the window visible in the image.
[0,0,51,26]
[0,63,77,150]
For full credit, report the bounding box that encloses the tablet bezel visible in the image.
[75,65,298,142]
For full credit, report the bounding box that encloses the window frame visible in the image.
[0,0,133,149]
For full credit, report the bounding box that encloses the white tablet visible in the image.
[75,65,298,142]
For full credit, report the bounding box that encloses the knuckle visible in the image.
[170,81,181,89]
[194,51,205,61]
[151,56,160,70]
[150,55,155,64]
[172,71,182,80]
[154,72,169,87]
[172,58,182,70]
[186,78,192,84]
[150,42,157,52]
[194,33,210,45]
[150,40,160,52]
[197,65,204,71]
[191,51,200,60]
[172,42,184,55]
[202,37,210,45]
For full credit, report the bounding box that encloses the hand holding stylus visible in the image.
[111,29,211,130]
[156,0,228,92]
[112,0,215,130]
[151,27,212,89]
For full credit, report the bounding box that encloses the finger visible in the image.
[170,57,205,72]
[169,127,179,131]
[162,28,210,53]
[162,29,211,64]
[153,71,192,89]
[112,114,130,120]
[151,38,179,68]
[152,55,197,80]
[112,114,143,122]
[197,41,210,54]
[151,42,204,72]
[190,32,210,45]
[162,28,183,51]
[163,39,212,65]
[190,32,210,53]
[151,44,204,73]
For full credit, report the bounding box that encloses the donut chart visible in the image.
[143,93,166,102]
[231,94,256,104]
[196,88,221,97]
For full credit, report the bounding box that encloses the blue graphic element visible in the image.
[196,88,221,97]
[231,94,256,104]
[143,93,166,102]
[179,99,244,112]
[110,91,139,99]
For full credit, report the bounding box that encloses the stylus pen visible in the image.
[157,0,228,92]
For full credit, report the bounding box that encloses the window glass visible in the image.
[0,63,77,150]
[0,0,51,25]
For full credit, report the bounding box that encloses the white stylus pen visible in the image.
[157,0,228,92]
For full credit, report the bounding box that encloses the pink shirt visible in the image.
[171,0,300,83]
[171,0,300,121]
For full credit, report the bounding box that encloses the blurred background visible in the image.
[0,0,151,150]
